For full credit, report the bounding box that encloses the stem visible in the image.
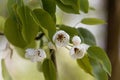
[50,49,58,79]
[50,49,57,69]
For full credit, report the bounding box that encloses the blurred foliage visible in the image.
[1,59,12,80]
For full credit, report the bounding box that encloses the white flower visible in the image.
[25,48,46,62]
[69,45,86,59]
[72,36,81,46]
[53,30,70,47]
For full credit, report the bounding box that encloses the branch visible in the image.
[50,49,57,70]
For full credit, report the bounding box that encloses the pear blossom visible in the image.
[69,45,86,59]
[72,36,81,45]
[25,48,46,62]
[53,30,70,47]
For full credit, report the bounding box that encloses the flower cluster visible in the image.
[25,30,89,62]
[53,30,89,59]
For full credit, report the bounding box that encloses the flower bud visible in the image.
[72,36,81,46]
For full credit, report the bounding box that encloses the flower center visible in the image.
[74,48,81,54]
[37,50,41,57]
[57,34,65,42]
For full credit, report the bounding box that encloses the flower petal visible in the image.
[25,48,35,58]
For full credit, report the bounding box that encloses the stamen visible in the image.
[57,34,64,42]
[74,48,80,54]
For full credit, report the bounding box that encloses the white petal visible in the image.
[80,44,90,52]
[72,36,81,46]
[30,55,38,62]
[25,48,35,58]
[25,49,35,53]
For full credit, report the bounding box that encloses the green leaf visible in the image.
[77,28,96,45]
[41,0,56,22]
[16,0,24,7]
[87,46,112,76]
[89,58,108,80]
[1,59,12,80]
[60,0,78,6]
[0,16,5,33]
[14,47,25,58]
[4,17,27,48]
[7,0,16,16]
[57,25,78,38]
[77,55,93,76]
[32,9,56,41]
[56,0,80,14]
[4,6,38,48]
[81,18,106,25]
[17,6,39,43]
[42,59,57,80]
[80,0,89,13]
[7,0,23,16]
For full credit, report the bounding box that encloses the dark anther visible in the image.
[57,34,64,42]
[74,48,80,54]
